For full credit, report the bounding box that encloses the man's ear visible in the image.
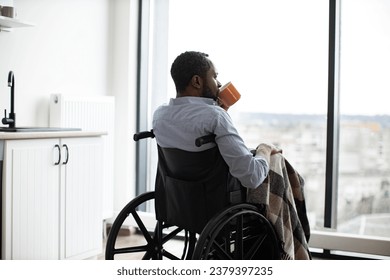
[191,75,202,89]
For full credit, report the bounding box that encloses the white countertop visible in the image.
[0,130,107,140]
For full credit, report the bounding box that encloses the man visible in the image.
[152,51,279,189]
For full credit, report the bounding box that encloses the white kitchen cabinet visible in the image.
[1,136,103,260]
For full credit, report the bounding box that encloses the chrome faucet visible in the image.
[2,71,15,128]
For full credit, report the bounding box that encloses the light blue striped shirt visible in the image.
[152,96,269,189]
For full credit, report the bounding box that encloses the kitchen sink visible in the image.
[0,127,82,132]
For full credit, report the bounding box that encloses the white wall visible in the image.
[0,0,112,127]
[0,0,14,7]
[0,0,139,217]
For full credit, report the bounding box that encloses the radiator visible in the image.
[49,94,115,220]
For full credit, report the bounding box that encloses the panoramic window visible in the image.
[139,0,390,257]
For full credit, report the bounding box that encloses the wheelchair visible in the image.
[105,130,281,260]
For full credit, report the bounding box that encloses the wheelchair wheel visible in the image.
[192,204,281,260]
[105,191,196,260]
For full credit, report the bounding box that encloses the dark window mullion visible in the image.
[136,0,151,198]
[324,0,341,229]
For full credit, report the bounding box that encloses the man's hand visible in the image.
[256,143,282,155]
[217,97,229,111]
[271,145,282,155]
[255,143,282,164]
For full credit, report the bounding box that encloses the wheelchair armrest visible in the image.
[195,134,216,147]
[133,130,155,141]
[135,130,214,145]
[229,189,246,204]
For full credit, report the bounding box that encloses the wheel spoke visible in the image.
[209,239,233,259]
[161,227,183,245]
[112,244,150,255]
[132,210,154,244]
[163,250,181,260]
[234,215,244,259]
[142,250,154,260]
[244,232,268,259]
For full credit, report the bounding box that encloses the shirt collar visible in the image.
[169,96,218,106]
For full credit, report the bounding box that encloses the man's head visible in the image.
[171,51,221,99]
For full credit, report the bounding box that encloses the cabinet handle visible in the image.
[62,144,69,164]
[54,144,61,165]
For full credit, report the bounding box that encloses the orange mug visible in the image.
[218,82,241,110]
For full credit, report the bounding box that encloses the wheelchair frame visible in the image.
[105,130,281,260]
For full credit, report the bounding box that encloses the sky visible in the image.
[166,0,390,116]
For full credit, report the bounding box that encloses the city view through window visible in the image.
[234,112,390,238]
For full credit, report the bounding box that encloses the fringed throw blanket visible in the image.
[247,153,311,260]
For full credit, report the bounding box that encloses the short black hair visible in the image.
[170,51,212,93]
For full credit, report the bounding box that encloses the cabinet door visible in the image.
[3,139,61,260]
[60,137,103,259]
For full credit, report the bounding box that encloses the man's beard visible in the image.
[202,85,217,101]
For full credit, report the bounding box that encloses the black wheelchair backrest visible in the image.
[133,129,245,233]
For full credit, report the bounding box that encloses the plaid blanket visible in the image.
[247,153,311,260]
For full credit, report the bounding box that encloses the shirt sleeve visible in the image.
[212,110,269,189]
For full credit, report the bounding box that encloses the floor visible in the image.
[97,227,144,260]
